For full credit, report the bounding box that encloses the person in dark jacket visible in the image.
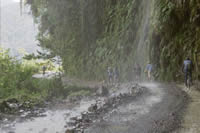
[182,57,194,87]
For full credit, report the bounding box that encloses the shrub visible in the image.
[0,48,39,99]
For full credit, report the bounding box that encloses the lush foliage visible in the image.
[150,0,200,81]
[27,0,200,82]
[0,47,94,104]
[0,48,39,99]
[0,48,62,102]
[27,0,151,80]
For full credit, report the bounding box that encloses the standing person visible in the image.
[107,67,113,84]
[182,57,194,87]
[134,63,141,81]
[42,65,47,75]
[113,67,120,84]
[144,62,153,81]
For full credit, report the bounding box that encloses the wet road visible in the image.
[0,83,187,133]
[85,83,164,133]
[85,83,187,133]
[0,100,96,133]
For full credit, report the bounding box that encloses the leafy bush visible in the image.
[0,47,94,105]
[30,77,64,99]
[0,48,39,99]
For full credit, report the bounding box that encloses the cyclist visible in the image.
[182,57,194,88]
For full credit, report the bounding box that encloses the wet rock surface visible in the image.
[0,98,46,120]
[0,98,96,133]
[64,84,147,133]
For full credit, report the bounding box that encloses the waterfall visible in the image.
[134,0,153,78]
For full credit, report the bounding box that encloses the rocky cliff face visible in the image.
[28,0,154,80]
[28,0,200,81]
[150,0,200,81]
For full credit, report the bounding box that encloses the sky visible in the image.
[13,0,20,2]
[1,0,20,7]
[0,0,40,56]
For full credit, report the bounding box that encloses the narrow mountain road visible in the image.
[85,83,188,133]
[0,82,188,133]
[175,84,200,133]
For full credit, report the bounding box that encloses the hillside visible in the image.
[27,0,200,82]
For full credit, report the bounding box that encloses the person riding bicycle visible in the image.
[182,57,194,87]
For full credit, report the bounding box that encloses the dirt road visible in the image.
[175,84,200,133]
[85,83,188,133]
[0,82,188,133]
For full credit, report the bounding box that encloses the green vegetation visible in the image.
[150,0,200,81]
[27,0,150,81]
[0,48,61,106]
[0,47,94,109]
[0,48,39,99]
[27,0,200,82]
[3,0,200,114]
